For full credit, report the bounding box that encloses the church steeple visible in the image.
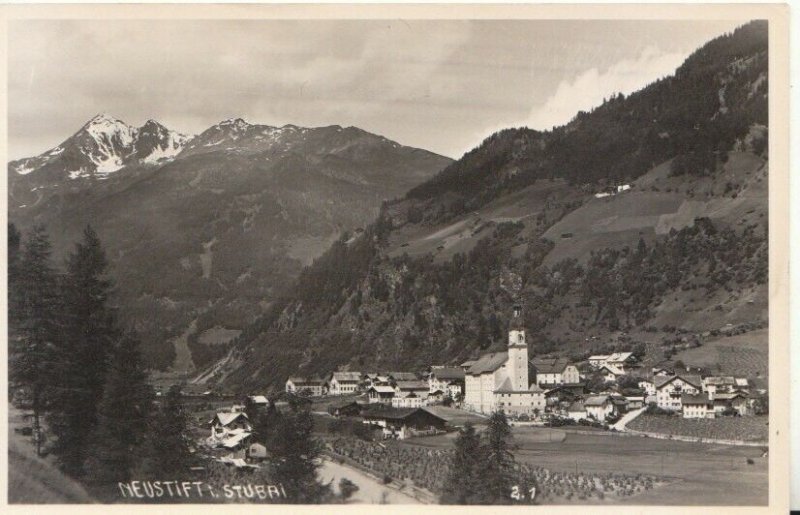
[507,304,529,390]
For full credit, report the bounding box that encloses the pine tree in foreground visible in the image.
[268,405,331,503]
[10,225,61,457]
[441,422,487,504]
[49,225,119,477]
[482,410,516,504]
[134,384,194,482]
[83,333,153,497]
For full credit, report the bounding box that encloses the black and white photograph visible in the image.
[3,4,790,510]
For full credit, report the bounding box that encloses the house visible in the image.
[588,355,609,369]
[598,365,625,383]
[638,379,656,396]
[391,391,428,409]
[589,352,639,372]
[367,385,396,404]
[388,372,419,383]
[712,392,751,416]
[327,371,362,396]
[247,442,269,462]
[584,395,614,422]
[361,407,448,440]
[463,306,546,417]
[682,393,715,419]
[702,376,737,396]
[652,366,674,377]
[247,395,269,407]
[566,401,587,422]
[285,377,326,397]
[209,412,252,441]
[428,367,466,399]
[531,357,580,387]
[616,184,631,193]
[655,375,702,411]
[394,380,430,395]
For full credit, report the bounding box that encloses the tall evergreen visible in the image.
[134,384,193,481]
[482,411,515,503]
[49,225,118,477]
[268,405,330,503]
[10,225,61,456]
[8,222,22,326]
[83,333,153,496]
[441,422,487,504]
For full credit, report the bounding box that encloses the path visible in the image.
[318,459,422,504]
[611,406,646,431]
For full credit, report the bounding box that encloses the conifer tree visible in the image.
[134,384,193,481]
[49,225,118,477]
[10,225,61,456]
[483,410,515,503]
[8,223,22,325]
[268,405,330,503]
[83,333,153,496]
[441,422,486,504]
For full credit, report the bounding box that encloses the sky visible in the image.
[8,19,748,160]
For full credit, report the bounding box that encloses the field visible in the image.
[675,328,768,378]
[627,414,769,442]
[403,425,767,505]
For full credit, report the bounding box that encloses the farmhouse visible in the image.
[361,407,448,440]
[702,376,738,396]
[367,385,396,404]
[598,364,625,383]
[712,392,751,416]
[210,412,252,440]
[638,379,656,396]
[682,393,715,419]
[655,374,702,411]
[588,352,639,373]
[428,367,465,399]
[584,395,615,422]
[464,306,546,417]
[388,372,419,383]
[285,377,326,397]
[391,391,428,409]
[531,357,580,387]
[329,401,363,417]
[327,371,362,396]
[247,395,269,407]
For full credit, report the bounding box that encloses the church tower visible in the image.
[507,304,529,391]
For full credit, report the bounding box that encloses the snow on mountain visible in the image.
[9,114,193,180]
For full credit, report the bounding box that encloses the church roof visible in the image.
[430,367,465,381]
[466,352,508,375]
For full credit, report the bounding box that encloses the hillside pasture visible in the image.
[674,328,768,378]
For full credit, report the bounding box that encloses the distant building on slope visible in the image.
[463,305,545,417]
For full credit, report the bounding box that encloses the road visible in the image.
[611,406,647,431]
[318,459,422,504]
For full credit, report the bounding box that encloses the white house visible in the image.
[584,395,614,422]
[392,391,428,409]
[367,385,396,404]
[598,364,625,383]
[682,393,715,419]
[285,377,326,397]
[655,375,702,411]
[566,401,587,422]
[428,367,465,399]
[463,306,546,417]
[638,379,656,396]
[531,357,580,387]
[589,352,639,373]
[327,371,362,396]
[208,412,252,448]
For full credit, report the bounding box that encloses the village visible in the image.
[187,306,769,504]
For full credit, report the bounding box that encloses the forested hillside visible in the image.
[200,21,769,392]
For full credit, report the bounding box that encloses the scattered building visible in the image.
[327,371,362,396]
[361,407,448,440]
[428,367,466,399]
[584,395,615,422]
[655,374,702,411]
[531,357,580,387]
[682,393,715,419]
[367,385,396,404]
[285,377,326,397]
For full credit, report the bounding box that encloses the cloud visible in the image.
[525,46,688,131]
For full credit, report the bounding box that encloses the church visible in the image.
[463,306,545,416]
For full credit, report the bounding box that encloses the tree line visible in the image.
[8,223,334,503]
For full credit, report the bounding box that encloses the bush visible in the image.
[339,478,359,500]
